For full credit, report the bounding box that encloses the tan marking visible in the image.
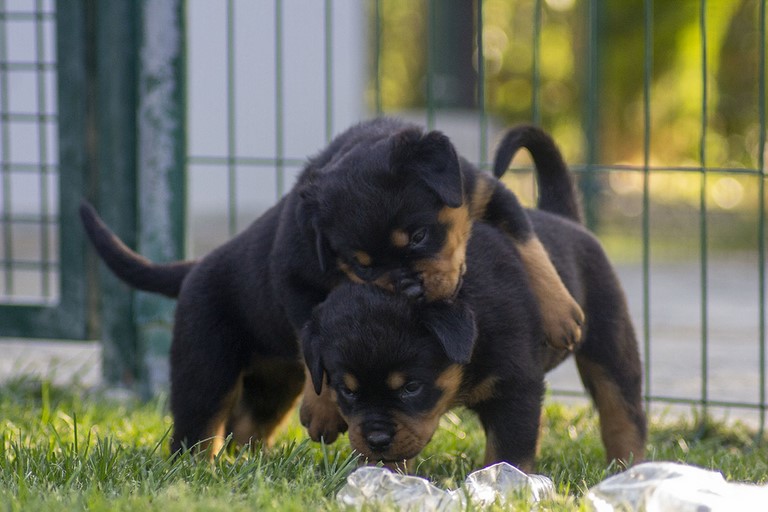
[353,251,372,267]
[468,174,495,220]
[339,260,397,292]
[576,356,646,465]
[391,229,410,248]
[337,261,365,284]
[386,371,406,391]
[202,377,243,459]
[414,206,471,301]
[463,376,498,406]
[343,373,359,392]
[300,365,348,443]
[230,358,304,449]
[517,237,585,350]
[436,364,463,395]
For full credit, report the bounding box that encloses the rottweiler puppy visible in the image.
[80,118,581,455]
[301,174,646,472]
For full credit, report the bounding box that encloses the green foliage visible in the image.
[373,0,766,236]
[1,377,765,510]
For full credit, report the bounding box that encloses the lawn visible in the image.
[1,376,765,511]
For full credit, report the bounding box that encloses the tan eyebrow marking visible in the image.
[391,229,410,248]
[343,373,359,392]
[353,251,372,266]
[386,371,406,390]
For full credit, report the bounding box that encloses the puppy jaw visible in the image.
[415,205,471,301]
[344,364,464,462]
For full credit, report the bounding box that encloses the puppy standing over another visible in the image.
[302,127,646,472]
[80,118,583,456]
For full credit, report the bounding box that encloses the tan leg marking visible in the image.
[415,206,471,301]
[230,359,304,449]
[517,237,585,350]
[202,378,243,459]
[576,357,645,465]
[299,365,348,444]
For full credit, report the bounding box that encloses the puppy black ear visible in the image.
[422,301,477,364]
[296,183,334,273]
[391,129,464,208]
[300,321,326,395]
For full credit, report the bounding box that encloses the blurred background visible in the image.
[0,0,766,432]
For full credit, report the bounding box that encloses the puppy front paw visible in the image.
[300,394,348,444]
[541,297,584,351]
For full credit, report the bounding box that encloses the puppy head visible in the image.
[301,283,477,463]
[296,125,471,301]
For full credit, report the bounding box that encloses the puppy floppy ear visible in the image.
[421,301,477,364]
[391,129,464,208]
[300,320,326,395]
[296,182,334,273]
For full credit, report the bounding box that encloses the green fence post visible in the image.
[136,0,186,396]
[582,0,602,231]
[93,0,141,389]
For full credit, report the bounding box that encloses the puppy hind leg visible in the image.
[477,178,584,350]
[234,358,306,448]
[575,354,646,466]
[169,322,251,457]
[170,372,243,458]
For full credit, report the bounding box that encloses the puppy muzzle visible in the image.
[391,270,425,301]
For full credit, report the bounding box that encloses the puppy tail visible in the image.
[79,200,195,298]
[492,125,582,224]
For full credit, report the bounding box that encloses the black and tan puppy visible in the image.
[80,118,581,455]
[301,133,646,472]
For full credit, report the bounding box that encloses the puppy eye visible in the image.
[409,228,428,248]
[339,385,358,401]
[399,381,423,399]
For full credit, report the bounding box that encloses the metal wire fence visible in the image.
[184,0,767,437]
[0,1,764,433]
[0,0,58,305]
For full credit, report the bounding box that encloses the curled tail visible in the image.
[79,201,195,298]
[492,125,582,224]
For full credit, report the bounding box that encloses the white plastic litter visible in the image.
[586,462,768,512]
[335,462,555,511]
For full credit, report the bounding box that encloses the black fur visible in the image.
[81,117,565,453]
[302,214,646,470]
[493,124,582,223]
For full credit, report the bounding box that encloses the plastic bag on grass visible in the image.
[586,462,768,512]
[336,462,554,511]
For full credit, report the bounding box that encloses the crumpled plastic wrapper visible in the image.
[586,461,768,512]
[336,462,555,510]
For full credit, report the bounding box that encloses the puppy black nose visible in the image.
[365,430,392,453]
[395,272,424,300]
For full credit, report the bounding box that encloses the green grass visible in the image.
[1,377,765,511]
